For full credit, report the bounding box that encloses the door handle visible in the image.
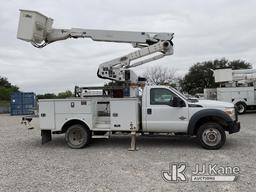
[179,116,186,120]
[147,108,152,114]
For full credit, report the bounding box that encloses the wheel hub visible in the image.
[237,104,244,113]
[69,128,83,145]
[206,132,217,142]
[202,128,221,146]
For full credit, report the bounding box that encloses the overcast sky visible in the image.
[1,0,256,94]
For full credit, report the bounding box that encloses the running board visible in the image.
[92,135,110,139]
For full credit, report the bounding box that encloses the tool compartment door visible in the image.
[110,99,139,131]
[39,100,55,129]
[54,100,92,114]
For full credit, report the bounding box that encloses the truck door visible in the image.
[145,88,189,133]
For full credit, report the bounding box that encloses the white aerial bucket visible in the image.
[17,9,53,44]
[213,68,233,83]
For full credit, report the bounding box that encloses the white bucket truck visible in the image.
[17,10,240,150]
[212,68,256,114]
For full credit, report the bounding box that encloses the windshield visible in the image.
[170,87,188,100]
[170,87,198,103]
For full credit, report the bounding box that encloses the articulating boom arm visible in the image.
[97,40,173,82]
[17,10,174,83]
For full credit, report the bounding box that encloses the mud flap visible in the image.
[41,130,52,144]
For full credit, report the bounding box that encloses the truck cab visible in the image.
[141,86,240,149]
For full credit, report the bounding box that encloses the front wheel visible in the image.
[236,102,246,114]
[197,123,226,150]
[65,124,91,149]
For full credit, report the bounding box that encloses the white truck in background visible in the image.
[17,10,240,150]
[206,68,256,114]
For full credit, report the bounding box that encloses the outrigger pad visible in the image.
[41,130,52,144]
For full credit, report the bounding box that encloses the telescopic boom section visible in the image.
[17,10,174,83]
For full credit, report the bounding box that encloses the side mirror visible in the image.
[172,97,186,107]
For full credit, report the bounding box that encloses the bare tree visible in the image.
[143,66,176,85]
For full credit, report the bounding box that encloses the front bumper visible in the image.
[228,106,241,134]
[228,121,240,134]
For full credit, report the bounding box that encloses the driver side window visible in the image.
[150,88,175,105]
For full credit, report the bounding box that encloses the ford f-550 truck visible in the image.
[17,10,240,150]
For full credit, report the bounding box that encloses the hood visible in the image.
[192,100,234,108]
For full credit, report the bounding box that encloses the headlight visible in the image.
[224,107,236,120]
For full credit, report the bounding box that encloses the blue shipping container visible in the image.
[10,92,36,116]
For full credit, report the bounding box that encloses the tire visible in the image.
[235,102,246,114]
[65,124,91,149]
[197,123,226,150]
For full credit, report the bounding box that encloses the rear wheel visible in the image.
[65,124,91,149]
[197,123,226,150]
[235,102,246,114]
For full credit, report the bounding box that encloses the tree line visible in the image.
[180,58,251,94]
[143,58,251,95]
[37,90,73,99]
[0,77,73,101]
[0,77,19,101]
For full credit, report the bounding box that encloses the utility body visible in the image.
[39,86,240,149]
[17,10,240,149]
[205,68,256,114]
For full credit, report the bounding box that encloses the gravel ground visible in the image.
[0,112,256,192]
